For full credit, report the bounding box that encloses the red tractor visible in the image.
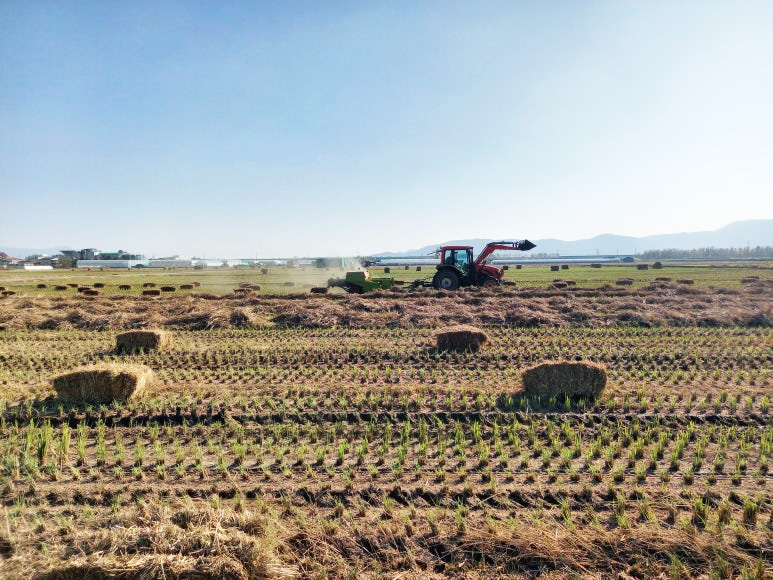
[432,240,536,290]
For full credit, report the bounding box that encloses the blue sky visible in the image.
[1,1,771,257]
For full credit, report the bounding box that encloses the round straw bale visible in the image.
[653,262,663,269]
[93,282,105,288]
[310,287,328,294]
[436,325,489,352]
[615,278,634,286]
[52,363,154,404]
[550,265,560,272]
[179,284,194,290]
[416,266,422,271]
[636,264,648,270]
[677,279,694,285]
[561,264,569,270]
[590,263,602,268]
[1,291,16,297]
[83,289,100,296]
[502,265,509,270]
[261,268,270,275]
[160,285,176,292]
[76,286,91,293]
[404,265,409,270]
[516,264,522,269]
[37,283,47,289]
[522,360,607,397]
[142,289,161,296]
[54,285,68,291]
[384,267,391,273]
[142,283,156,288]
[116,329,172,354]
[118,284,131,290]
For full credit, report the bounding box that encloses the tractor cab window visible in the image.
[445,250,471,274]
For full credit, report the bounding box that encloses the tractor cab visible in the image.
[441,247,473,277]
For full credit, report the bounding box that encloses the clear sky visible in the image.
[1,1,771,258]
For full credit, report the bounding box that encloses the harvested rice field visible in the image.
[0,266,770,578]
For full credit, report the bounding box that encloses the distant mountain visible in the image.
[0,246,73,260]
[378,220,773,257]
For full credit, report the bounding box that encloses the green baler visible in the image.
[327,270,395,293]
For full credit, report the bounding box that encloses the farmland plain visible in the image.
[0,263,770,578]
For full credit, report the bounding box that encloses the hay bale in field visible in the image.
[653,262,663,269]
[615,278,634,286]
[1,291,16,297]
[83,289,100,296]
[550,265,560,272]
[522,360,607,398]
[54,285,68,291]
[636,264,648,270]
[37,283,47,289]
[0,286,5,291]
[118,284,131,290]
[561,264,569,270]
[590,263,602,268]
[516,264,522,269]
[179,284,194,290]
[52,363,154,404]
[189,281,202,287]
[416,266,422,271]
[436,325,489,352]
[677,279,694,285]
[116,330,172,354]
[160,285,176,292]
[77,287,91,293]
[93,282,105,288]
[261,268,270,275]
[404,265,409,270]
[142,283,156,288]
[142,289,161,296]
[310,287,328,294]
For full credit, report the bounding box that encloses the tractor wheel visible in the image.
[480,276,498,288]
[433,270,460,290]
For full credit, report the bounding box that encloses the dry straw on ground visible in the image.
[115,329,172,353]
[436,325,489,352]
[52,363,155,404]
[522,360,607,397]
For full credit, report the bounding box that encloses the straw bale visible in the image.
[384,267,391,273]
[261,268,270,274]
[83,289,100,296]
[653,262,663,269]
[52,363,154,404]
[310,287,328,294]
[142,289,161,296]
[179,284,194,290]
[636,264,648,270]
[561,264,569,270]
[502,265,509,270]
[436,325,489,352]
[516,264,522,269]
[143,282,157,288]
[1,291,16,297]
[522,360,607,397]
[160,285,176,292]
[116,329,172,354]
[416,266,422,271]
[118,285,131,290]
[615,278,634,286]
[93,282,105,288]
[54,285,68,291]
[37,283,47,289]
[77,287,91,293]
[0,286,4,291]
[550,265,560,272]
[590,263,602,268]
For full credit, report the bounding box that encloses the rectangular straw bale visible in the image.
[53,363,154,404]
[522,360,607,397]
[116,329,172,353]
[436,325,489,352]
